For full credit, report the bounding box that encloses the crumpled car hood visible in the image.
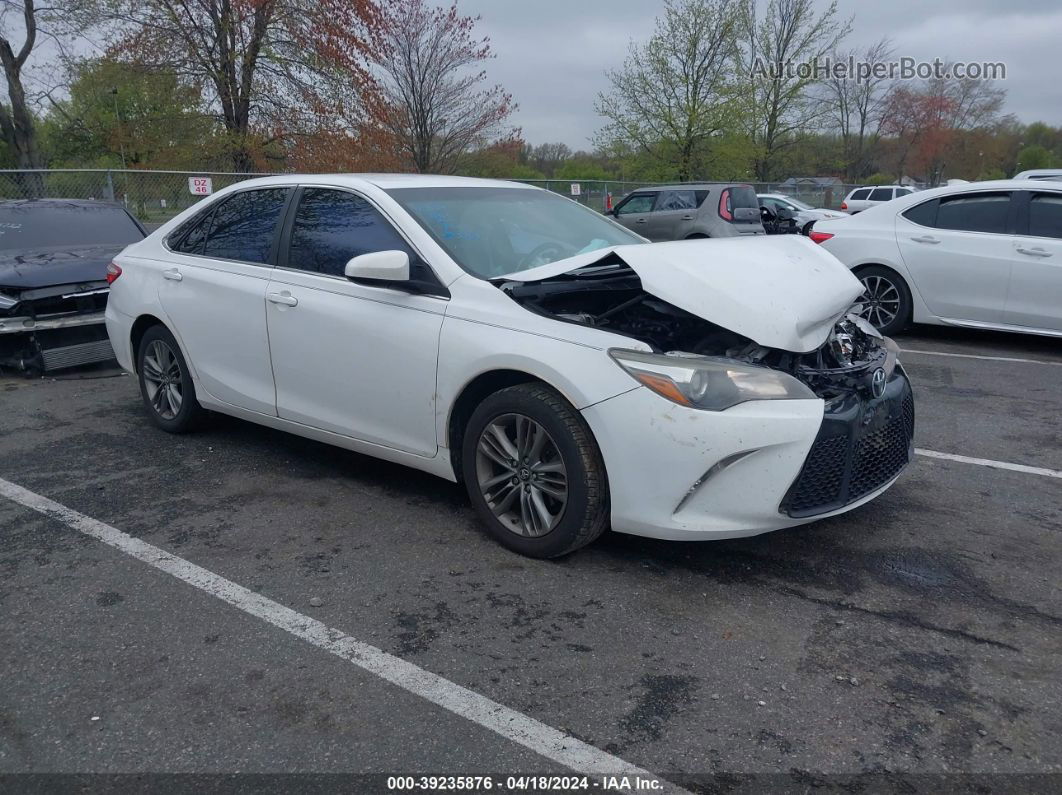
[0,244,120,290]
[497,236,863,353]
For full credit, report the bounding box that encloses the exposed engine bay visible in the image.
[500,259,893,400]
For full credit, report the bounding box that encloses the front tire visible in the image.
[136,324,203,433]
[854,265,912,336]
[461,384,609,558]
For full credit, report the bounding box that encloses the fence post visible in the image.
[105,170,115,202]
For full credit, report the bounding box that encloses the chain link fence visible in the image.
[0,169,865,226]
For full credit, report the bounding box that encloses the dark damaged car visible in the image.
[0,199,144,372]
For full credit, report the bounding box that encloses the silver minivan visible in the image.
[609,183,765,240]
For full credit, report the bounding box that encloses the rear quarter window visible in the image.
[902,199,938,227]
[850,189,871,201]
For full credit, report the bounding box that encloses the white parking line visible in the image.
[900,348,1062,367]
[916,449,1062,479]
[0,476,686,791]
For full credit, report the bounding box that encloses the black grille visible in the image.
[786,436,847,514]
[781,376,914,518]
[849,413,910,501]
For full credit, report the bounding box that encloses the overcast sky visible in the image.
[459,0,1062,149]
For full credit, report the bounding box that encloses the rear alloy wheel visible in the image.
[855,266,912,336]
[137,325,203,433]
[462,384,609,558]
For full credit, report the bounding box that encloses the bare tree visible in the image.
[101,0,382,171]
[372,0,516,174]
[737,0,850,180]
[0,0,53,193]
[824,37,894,181]
[594,0,742,181]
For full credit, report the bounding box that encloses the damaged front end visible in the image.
[499,247,914,517]
[0,281,113,373]
[498,255,895,401]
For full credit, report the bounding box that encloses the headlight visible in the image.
[608,348,816,411]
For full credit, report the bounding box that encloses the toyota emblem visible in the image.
[871,368,887,399]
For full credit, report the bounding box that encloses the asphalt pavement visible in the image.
[1,324,1060,791]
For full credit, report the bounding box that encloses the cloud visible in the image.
[459,0,1062,147]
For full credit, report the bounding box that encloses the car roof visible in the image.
[211,173,541,191]
[638,183,749,192]
[1014,169,1062,178]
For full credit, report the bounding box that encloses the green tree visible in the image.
[594,0,744,181]
[44,58,217,169]
[1015,145,1053,173]
[737,0,851,181]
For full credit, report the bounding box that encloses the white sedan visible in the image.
[812,179,1062,338]
[105,175,913,557]
[757,193,846,235]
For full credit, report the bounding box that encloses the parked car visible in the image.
[0,199,145,373]
[758,193,846,235]
[811,180,1062,337]
[840,185,915,214]
[1013,169,1062,181]
[609,183,765,239]
[106,175,913,558]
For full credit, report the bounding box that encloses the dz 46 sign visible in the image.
[188,177,213,196]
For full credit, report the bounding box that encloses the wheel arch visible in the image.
[446,369,550,482]
[130,313,167,373]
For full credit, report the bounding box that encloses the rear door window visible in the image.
[869,188,893,202]
[201,188,290,264]
[935,192,1012,234]
[616,194,656,215]
[1028,192,1062,239]
[655,190,697,211]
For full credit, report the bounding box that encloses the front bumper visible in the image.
[581,369,913,541]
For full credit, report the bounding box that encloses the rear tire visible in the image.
[854,265,912,336]
[136,324,204,433]
[461,384,609,558]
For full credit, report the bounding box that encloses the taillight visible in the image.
[718,189,732,221]
[106,261,122,284]
[809,231,834,244]
[840,201,848,210]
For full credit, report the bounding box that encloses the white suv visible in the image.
[841,185,914,214]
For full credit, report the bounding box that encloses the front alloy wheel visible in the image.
[475,413,568,537]
[461,384,609,558]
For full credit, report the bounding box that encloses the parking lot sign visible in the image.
[188,176,213,196]
[570,183,581,196]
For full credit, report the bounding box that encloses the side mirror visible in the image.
[344,250,410,283]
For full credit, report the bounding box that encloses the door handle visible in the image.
[162,268,183,281]
[910,235,940,244]
[267,292,298,307]
[1016,246,1052,257]
[680,214,694,220]
[635,218,648,224]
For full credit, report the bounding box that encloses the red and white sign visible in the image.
[188,177,213,196]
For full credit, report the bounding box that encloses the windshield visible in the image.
[0,202,143,250]
[385,186,644,279]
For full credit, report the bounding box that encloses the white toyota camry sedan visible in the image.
[105,175,914,558]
